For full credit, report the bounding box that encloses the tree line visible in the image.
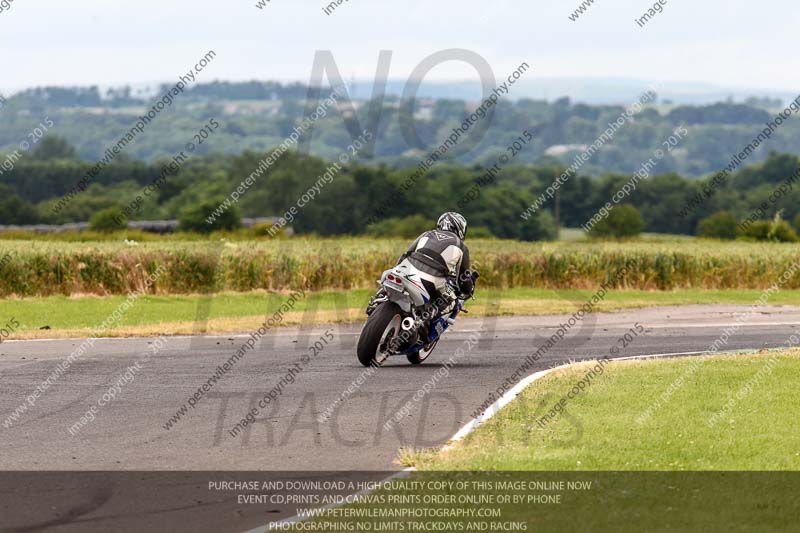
[1,136,799,241]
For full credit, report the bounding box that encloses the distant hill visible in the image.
[1,80,798,180]
[345,77,795,106]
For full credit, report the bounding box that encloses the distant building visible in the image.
[544,144,589,156]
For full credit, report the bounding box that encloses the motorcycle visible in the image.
[356,260,478,367]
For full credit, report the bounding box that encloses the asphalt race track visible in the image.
[1,304,799,532]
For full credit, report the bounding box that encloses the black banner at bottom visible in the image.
[0,471,797,533]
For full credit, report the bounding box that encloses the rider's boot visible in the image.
[365,288,388,316]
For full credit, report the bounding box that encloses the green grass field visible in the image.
[2,288,800,339]
[413,351,800,471]
[292,351,800,532]
[1,235,799,338]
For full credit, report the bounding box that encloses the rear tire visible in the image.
[357,302,402,367]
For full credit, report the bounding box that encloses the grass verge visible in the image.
[1,288,799,339]
[413,350,800,471]
[288,351,800,532]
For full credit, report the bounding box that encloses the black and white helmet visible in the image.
[437,212,467,240]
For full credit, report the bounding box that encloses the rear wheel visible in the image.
[357,302,403,367]
[407,339,439,365]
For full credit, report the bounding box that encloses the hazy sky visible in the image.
[1,0,797,93]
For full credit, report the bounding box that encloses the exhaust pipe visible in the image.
[401,317,415,331]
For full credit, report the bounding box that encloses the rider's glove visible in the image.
[443,278,458,301]
[458,269,478,298]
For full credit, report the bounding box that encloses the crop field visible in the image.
[0,238,799,297]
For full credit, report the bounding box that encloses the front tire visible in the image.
[407,339,438,365]
[357,302,402,367]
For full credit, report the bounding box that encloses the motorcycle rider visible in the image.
[368,212,477,318]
